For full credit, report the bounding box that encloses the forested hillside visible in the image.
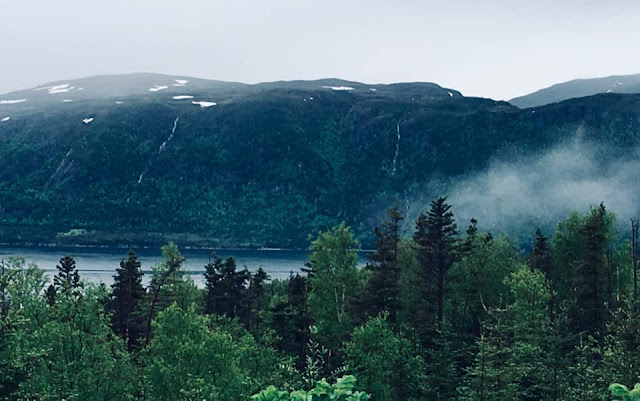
[3,74,640,247]
[1,200,637,400]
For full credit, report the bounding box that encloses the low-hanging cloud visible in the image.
[445,137,639,234]
[401,134,640,240]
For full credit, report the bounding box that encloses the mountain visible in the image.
[509,74,640,108]
[1,73,640,248]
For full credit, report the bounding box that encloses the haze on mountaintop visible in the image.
[2,0,640,100]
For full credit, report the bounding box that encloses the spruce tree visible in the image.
[203,254,250,319]
[271,273,310,368]
[574,204,610,337]
[246,267,269,332]
[110,250,145,350]
[354,207,403,324]
[413,197,458,327]
[45,284,56,306]
[532,228,556,323]
[53,256,81,296]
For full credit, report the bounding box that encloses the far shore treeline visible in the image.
[1,197,639,400]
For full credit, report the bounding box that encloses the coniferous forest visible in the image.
[1,197,638,400]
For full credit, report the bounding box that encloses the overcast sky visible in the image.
[2,0,640,99]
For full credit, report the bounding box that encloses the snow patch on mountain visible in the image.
[149,85,168,92]
[192,100,216,108]
[322,86,354,91]
[0,99,26,104]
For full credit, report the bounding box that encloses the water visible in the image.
[0,246,316,287]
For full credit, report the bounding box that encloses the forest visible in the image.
[1,197,638,400]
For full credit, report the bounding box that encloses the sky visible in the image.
[2,0,640,100]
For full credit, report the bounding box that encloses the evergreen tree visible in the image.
[602,304,640,389]
[413,197,459,328]
[631,219,639,305]
[246,267,269,332]
[354,207,403,324]
[271,273,311,367]
[461,266,554,401]
[110,249,145,350]
[53,255,81,296]
[425,329,458,401]
[575,204,610,337]
[565,336,608,401]
[203,254,250,319]
[45,284,56,306]
[532,228,556,323]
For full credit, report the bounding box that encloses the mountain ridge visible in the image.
[2,73,640,248]
[509,73,640,108]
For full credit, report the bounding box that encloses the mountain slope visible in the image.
[509,74,640,108]
[1,74,639,248]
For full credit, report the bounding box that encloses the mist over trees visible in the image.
[0,198,637,400]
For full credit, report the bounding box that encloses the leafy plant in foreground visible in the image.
[251,375,369,401]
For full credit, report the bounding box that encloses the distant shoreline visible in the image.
[0,242,305,252]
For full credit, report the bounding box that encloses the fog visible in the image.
[407,134,639,238]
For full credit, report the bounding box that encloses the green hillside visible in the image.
[1,74,640,247]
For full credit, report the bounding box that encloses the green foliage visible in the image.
[5,203,640,401]
[251,375,370,401]
[14,284,137,400]
[307,223,362,352]
[461,266,554,401]
[413,196,459,326]
[144,303,293,401]
[204,253,250,318]
[447,231,520,341]
[610,383,640,401]
[143,303,246,400]
[110,249,146,349]
[344,315,427,401]
[354,207,403,324]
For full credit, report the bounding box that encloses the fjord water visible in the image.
[0,246,314,286]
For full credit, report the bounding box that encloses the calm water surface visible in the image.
[0,246,323,287]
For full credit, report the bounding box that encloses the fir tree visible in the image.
[246,267,269,332]
[355,207,403,324]
[203,254,250,319]
[532,228,556,323]
[53,256,81,296]
[413,197,459,326]
[45,284,56,306]
[574,204,610,337]
[110,250,145,350]
[271,273,311,368]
